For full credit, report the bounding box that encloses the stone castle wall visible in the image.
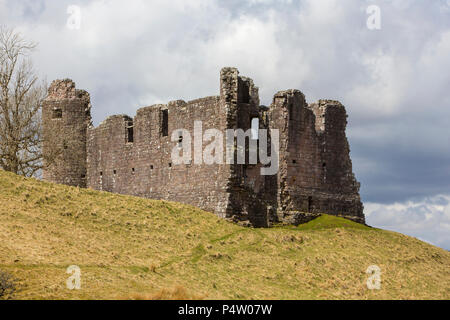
[42,79,91,188]
[86,96,232,219]
[268,91,364,224]
[42,68,365,226]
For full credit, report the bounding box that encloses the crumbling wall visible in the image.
[43,67,365,227]
[87,95,233,218]
[269,92,364,224]
[309,100,364,222]
[42,79,91,187]
[220,68,276,227]
[86,68,274,226]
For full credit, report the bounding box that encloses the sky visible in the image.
[1,0,449,249]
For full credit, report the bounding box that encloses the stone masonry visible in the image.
[42,68,365,227]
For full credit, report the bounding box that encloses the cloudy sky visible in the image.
[2,0,449,249]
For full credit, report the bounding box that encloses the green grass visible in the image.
[295,214,372,231]
[0,170,449,300]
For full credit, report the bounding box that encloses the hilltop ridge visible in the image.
[0,170,448,300]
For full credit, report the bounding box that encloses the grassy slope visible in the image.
[0,170,448,300]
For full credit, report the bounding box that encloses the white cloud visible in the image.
[5,0,448,123]
[366,195,450,250]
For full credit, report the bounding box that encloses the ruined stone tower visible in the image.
[269,91,363,224]
[42,79,91,188]
[42,68,365,226]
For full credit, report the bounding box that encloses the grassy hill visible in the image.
[0,170,448,300]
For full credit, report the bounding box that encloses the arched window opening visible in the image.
[161,109,169,137]
[127,122,134,143]
[308,196,313,213]
[52,108,62,119]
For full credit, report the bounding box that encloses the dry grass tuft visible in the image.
[126,286,205,300]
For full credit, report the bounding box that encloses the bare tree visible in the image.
[0,26,47,177]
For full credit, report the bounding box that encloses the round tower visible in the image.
[42,79,92,187]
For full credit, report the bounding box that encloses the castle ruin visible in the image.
[42,67,364,227]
